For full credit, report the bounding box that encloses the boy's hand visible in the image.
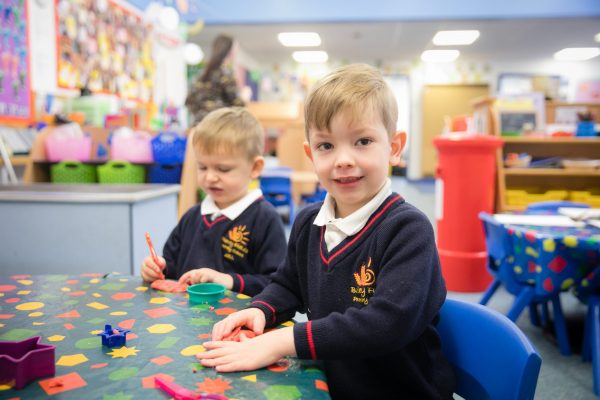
[197,327,296,372]
[141,256,166,282]
[211,308,266,341]
[178,268,234,289]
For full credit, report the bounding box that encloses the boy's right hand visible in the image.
[211,308,266,341]
[141,255,167,282]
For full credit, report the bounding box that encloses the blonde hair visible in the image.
[191,107,264,160]
[304,63,398,139]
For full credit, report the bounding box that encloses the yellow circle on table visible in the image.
[180,344,205,356]
[28,312,43,317]
[16,302,44,311]
[110,311,127,316]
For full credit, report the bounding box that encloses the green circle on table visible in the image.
[75,337,102,350]
[64,299,79,306]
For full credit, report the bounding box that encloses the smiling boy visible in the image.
[197,64,455,399]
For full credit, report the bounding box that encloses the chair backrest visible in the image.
[479,212,512,266]
[437,298,542,400]
[260,176,292,196]
[526,200,590,213]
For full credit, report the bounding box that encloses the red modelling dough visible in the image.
[222,326,258,341]
[151,279,189,293]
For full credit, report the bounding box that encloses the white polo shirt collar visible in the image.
[313,179,392,251]
[201,189,263,221]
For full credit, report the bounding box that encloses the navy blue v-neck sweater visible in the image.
[162,198,286,296]
[250,194,455,399]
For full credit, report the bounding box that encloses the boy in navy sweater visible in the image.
[197,65,455,398]
[141,107,286,296]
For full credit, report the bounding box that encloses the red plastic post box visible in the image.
[433,135,503,292]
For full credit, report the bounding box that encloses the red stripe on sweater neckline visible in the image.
[319,195,402,266]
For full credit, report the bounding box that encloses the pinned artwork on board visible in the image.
[0,0,32,125]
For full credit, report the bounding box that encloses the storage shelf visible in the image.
[502,137,600,144]
[474,99,600,211]
[0,155,29,167]
[503,168,600,177]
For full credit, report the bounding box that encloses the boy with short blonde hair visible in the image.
[198,65,455,399]
[141,107,286,297]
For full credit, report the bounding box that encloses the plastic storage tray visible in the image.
[50,161,97,184]
[151,131,187,164]
[45,135,92,162]
[98,161,145,184]
[506,188,569,207]
[148,164,182,184]
[570,189,600,207]
[111,132,153,163]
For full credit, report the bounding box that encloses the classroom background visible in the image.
[1,1,600,399]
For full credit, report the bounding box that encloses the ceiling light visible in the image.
[278,32,321,47]
[421,50,460,63]
[292,51,328,63]
[595,33,600,43]
[183,43,204,65]
[433,30,480,46]
[553,47,600,61]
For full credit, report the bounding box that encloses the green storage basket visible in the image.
[50,161,97,184]
[98,161,145,184]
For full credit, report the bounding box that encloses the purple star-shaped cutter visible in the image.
[0,336,56,389]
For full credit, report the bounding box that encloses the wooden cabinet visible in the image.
[474,98,600,211]
[497,137,600,211]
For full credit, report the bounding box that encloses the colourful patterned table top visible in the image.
[504,223,600,297]
[0,274,330,400]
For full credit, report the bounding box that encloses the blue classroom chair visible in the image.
[574,267,600,397]
[301,183,327,205]
[260,166,295,224]
[437,298,542,400]
[478,212,572,356]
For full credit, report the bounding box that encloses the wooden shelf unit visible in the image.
[473,98,600,211]
[497,136,600,211]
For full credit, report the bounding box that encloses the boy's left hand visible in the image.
[197,327,295,372]
[178,268,234,289]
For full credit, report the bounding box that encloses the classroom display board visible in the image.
[55,0,154,102]
[0,0,32,124]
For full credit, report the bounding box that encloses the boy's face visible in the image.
[194,146,264,209]
[304,108,405,218]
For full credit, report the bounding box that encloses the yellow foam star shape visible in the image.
[107,346,140,359]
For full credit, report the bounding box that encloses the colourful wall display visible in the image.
[56,0,154,102]
[0,0,32,124]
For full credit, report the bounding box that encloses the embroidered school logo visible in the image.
[228,225,250,246]
[222,225,250,261]
[353,257,375,286]
[350,257,376,306]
